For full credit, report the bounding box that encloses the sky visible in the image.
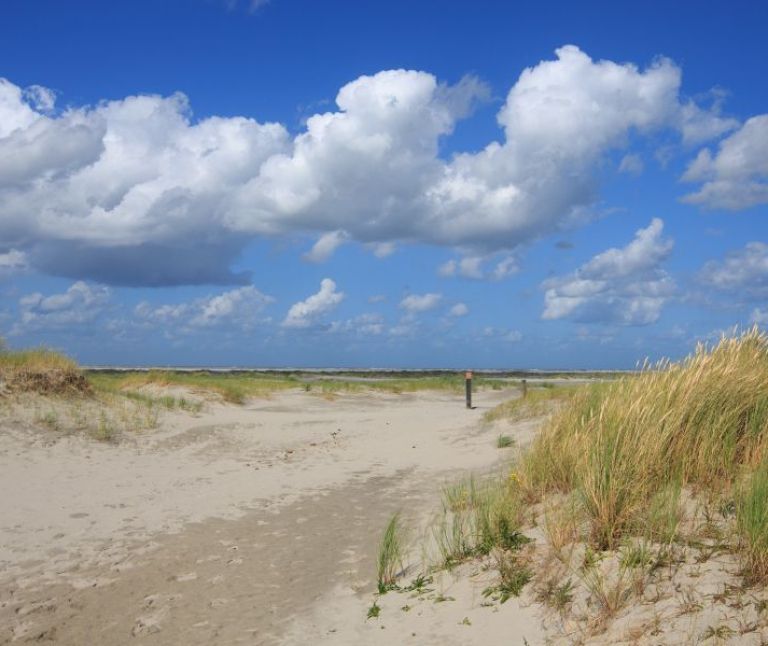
[0,0,767,369]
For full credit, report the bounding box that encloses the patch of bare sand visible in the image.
[0,388,544,644]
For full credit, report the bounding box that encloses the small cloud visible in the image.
[438,260,456,277]
[492,255,519,280]
[618,153,644,176]
[555,241,574,250]
[448,302,469,317]
[542,218,675,326]
[16,281,110,333]
[135,285,273,331]
[399,293,442,313]
[303,230,348,263]
[752,308,768,325]
[283,278,344,328]
[0,249,28,276]
[368,294,386,304]
[369,242,396,258]
[480,326,521,342]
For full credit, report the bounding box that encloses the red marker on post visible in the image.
[465,370,473,409]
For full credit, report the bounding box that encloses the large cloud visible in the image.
[681,115,768,210]
[0,46,730,286]
[542,218,675,325]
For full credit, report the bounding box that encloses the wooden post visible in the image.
[465,370,473,409]
[521,378,528,399]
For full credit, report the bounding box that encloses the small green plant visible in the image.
[496,552,532,602]
[620,539,653,569]
[536,577,574,612]
[366,600,381,619]
[497,434,514,449]
[701,623,736,641]
[377,513,404,593]
[404,574,433,594]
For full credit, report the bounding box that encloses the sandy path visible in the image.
[0,389,544,644]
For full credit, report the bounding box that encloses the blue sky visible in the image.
[1,0,767,368]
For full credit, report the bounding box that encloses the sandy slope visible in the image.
[0,388,544,645]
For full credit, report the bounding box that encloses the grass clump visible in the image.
[0,345,90,395]
[377,513,405,593]
[736,462,768,582]
[497,434,514,448]
[435,475,527,566]
[522,327,768,552]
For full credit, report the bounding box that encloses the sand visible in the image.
[0,388,546,644]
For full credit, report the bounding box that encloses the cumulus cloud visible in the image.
[16,281,110,332]
[448,302,469,317]
[399,293,442,313]
[303,230,349,263]
[698,242,768,299]
[135,285,273,330]
[0,46,733,286]
[542,218,675,325]
[283,278,344,328]
[682,115,768,210]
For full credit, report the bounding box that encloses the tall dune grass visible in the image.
[521,328,768,559]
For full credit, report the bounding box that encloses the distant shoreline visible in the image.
[84,366,631,379]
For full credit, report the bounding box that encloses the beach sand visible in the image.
[0,388,545,645]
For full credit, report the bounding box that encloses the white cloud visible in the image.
[135,285,273,330]
[399,293,442,313]
[283,278,344,328]
[448,302,469,317]
[0,47,733,286]
[480,326,522,342]
[751,308,768,325]
[369,242,396,258]
[618,153,644,175]
[681,115,768,210]
[303,230,348,263]
[368,294,386,304]
[698,242,768,299]
[0,249,28,275]
[439,254,518,280]
[542,218,675,325]
[438,256,484,279]
[329,313,384,336]
[16,281,110,331]
[678,92,739,145]
[492,255,519,280]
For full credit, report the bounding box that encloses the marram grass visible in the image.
[521,327,768,559]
